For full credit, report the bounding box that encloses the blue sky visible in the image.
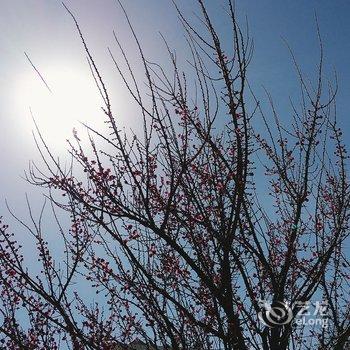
[0,0,349,223]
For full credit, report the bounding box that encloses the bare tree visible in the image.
[0,1,349,349]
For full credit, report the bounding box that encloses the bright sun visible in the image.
[16,63,103,150]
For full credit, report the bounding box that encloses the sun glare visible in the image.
[16,63,103,150]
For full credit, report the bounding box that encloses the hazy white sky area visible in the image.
[0,0,349,223]
[0,1,173,208]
